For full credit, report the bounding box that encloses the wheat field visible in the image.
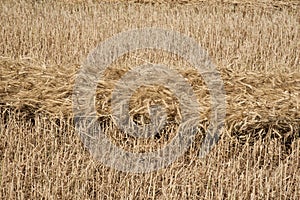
[0,0,299,199]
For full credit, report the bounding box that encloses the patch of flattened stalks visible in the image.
[0,57,299,149]
[224,69,300,146]
[0,57,77,118]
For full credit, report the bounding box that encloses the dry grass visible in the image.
[0,0,299,199]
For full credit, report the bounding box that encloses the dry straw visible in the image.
[0,53,299,144]
[0,0,300,199]
[0,0,299,156]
